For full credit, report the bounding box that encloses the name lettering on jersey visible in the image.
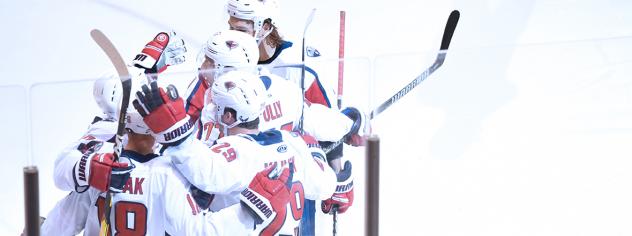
[122,177,145,195]
[264,156,296,172]
[263,100,283,122]
[77,153,89,181]
[163,119,195,141]
[241,188,273,218]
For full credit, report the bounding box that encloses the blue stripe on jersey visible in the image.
[271,64,332,108]
[121,149,159,163]
[185,78,203,113]
[258,41,293,65]
[260,75,272,90]
[305,66,332,108]
[247,129,284,146]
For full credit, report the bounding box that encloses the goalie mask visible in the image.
[211,70,267,133]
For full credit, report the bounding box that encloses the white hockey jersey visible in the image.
[196,71,353,146]
[43,150,256,235]
[166,130,337,235]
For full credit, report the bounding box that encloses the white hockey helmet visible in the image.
[93,74,152,135]
[226,0,280,43]
[202,30,260,70]
[211,70,267,129]
[93,75,122,119]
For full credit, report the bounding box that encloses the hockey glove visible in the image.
[241,163,294,236]
[132,31,186,73]
[341,107,371,146]
[73,152,134,193]
[132,81,194,146]
[322,160,354,214]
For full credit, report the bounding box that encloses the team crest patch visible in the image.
[306,46,320,57]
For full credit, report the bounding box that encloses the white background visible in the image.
[2,0,632,235]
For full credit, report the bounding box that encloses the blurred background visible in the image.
[2,0,632,235]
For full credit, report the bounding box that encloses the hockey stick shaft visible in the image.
[371,10,458,118]
[324,10,460,153]
[90,29,132,236]
[333,11,346,236]
[337,11,346,110]
[298,8,317,133]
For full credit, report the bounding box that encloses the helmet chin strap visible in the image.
[255,26,274,45]
[216,106,240,136]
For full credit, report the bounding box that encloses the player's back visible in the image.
[176,129,336,235]
[83,151,202,235]
[258,73,303,132]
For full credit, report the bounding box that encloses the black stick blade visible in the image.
[440,10,460,51]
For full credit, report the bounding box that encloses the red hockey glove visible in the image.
[341,107,371,146]
[74,152,134,193]
[322,161,354,214]
[132,81,194,146]
[241,163,294,236]
[132,31,186,73]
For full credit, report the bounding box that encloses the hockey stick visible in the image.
[323,10,460,153]
[90,29,132,236]
[298,8,317,134]
[336,10,346,110]
[332,10,346,236]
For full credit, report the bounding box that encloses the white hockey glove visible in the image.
[132,31,187,73]
[341,107,371,146]
[241,163,294,235]
[73,152,134,193]
[132,81,194,146]
[322,161,354,214]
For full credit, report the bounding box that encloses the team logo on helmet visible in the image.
[226,40,239,50]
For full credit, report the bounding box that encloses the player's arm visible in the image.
[131,80,253,193]
[53,117,117,191]
[183,74,210,123]
[302,102,353,142]
[165,137,255,193]
[293,133,337,200]
[40,191,92,235]
[164,163,294,235]
[160,166,248,235]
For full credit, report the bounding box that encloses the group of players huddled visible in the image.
[39,0,370,235]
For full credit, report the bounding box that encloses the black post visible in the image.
[24,166,39,236]
[366,136,379,236]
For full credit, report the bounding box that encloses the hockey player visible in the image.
[188,30,362,144]
[225,0,328,103]
[44,76,295,235]
[132,70,342,235]
[174,30,362,234]
[132,27,367,234]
